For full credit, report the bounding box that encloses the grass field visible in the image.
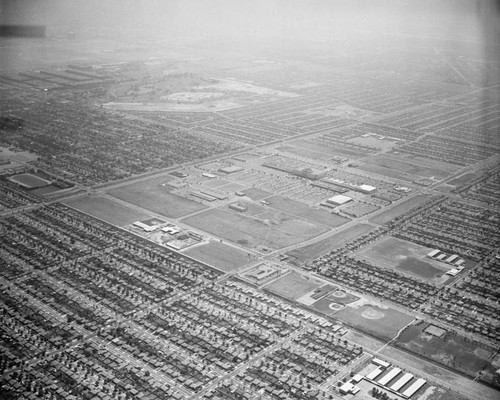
[267,195,350,228]
[264,271,322,300]
[354,236,449,282]
[183,240,255,272]
[242,188,272,200]
[396,323,500,388]
[447,172,479,187]
[287,223,374,263]
[336,304,414,341]
[292,138,368,159]
[64,195,150,227]
[181,208,328,251]
[108,176,207,218]
[369,195,433,225]
[9,173,51,188]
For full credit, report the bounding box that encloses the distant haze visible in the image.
[0,0,498,44]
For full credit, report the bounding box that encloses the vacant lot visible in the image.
[336,304,414,341]
[287,223,374,263]
[264,271,322,300]
[64,195,149,227]
[182,208,328,251]
[355,236,448,282]
[369,195,433,225]
[108,176,207,218]
[184,241,255,272]
[267,195,349,228]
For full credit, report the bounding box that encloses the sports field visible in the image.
[336,303,414,341]
[63,195,149,227]
[264,271,322,300]
[108,176,207,218]
[287,223,374,263]
[369,195,433,225]
[181,208,328,251]
[183,240,255,272]
[8,173,51,188]
[354,236,449,282]
[267,195,350,227]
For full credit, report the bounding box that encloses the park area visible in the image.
[107,176,207,218]
[336,302,414,341]
[183,240,255,272]
[396,322,500,388]
[264,271,322,301]
[63,195,149,227]
[181,208,328,251]
[354,236,450,283]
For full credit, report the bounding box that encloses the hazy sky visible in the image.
[0,0,498,44]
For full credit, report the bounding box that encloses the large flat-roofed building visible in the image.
[326,194,352,206]
[358,184,377,194]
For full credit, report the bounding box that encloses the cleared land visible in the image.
[354,236,449,282]
[267,195,350,227]
[182,208,328,251]
[336,304,414,341]
[369,195,433,225]
[287,223,374,263]
[264,271,322,301]
[183,241,255,272]
[108,176,207,218]
[63,195,149,227]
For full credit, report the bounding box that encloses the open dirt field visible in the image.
[287,223,374,263]
[63,195,149,227]
[369,195,433,225]
[183,240,255,272]
[267,195,350,228]
[264,271,322,300]
[107,176,207,218]
[181,208,328,251]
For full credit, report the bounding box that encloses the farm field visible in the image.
[369,195,433,225]
[63,195,149,227]
[181,208,328,251]
[183,240,255,272]
[354,236,450,283]
[107,176,207,218]
[264,271,322,300]
[287,223,374,263]
[396,322,500,388]
[266,195,350,227]
[335,303,414,341]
